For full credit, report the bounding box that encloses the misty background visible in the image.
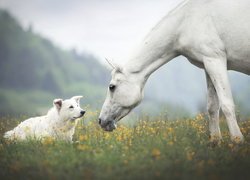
[0,0,249,119]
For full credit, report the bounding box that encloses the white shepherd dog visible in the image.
[4,96,85,142]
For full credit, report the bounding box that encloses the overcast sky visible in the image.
[0,0,182,63]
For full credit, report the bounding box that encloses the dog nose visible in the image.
[98,118,102,125]
[80,110,85,116]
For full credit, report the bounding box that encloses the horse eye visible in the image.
[69,105,74,109]
[109,84,116,92]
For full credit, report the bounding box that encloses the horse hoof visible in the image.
[231,136,244,144]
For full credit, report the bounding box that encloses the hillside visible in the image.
[0,10,109,115]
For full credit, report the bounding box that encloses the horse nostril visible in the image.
[98,118,102,125]
[81,111,85,115]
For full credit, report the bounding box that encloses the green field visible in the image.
[0,113,250,180]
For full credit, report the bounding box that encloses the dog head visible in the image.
[53,96,85,121]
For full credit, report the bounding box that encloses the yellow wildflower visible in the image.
[42,137,55,145]
[186,151,195,161]
[79,135,88,141]
[77,144,90,151]
[168,141,174,146]
[151,148,161,159]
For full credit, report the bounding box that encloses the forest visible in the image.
[0,10,109,115]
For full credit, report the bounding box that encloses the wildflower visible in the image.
[228,143,234,149]
[77,144,90,151]
[42,137,55,145]
[195,113,204,121]
[151,148,161,159]
[79,135,88,141]
[104,133,110,140]
[116,135,123,141]
[186,151,195,161]
[168,127,173,132]
[168,141,174,146]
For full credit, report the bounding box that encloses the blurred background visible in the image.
[0,0,249,119]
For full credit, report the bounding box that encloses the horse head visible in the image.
[98,59,144,131]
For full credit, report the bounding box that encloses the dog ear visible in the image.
[53,99,63,111]
[71,96,83,104]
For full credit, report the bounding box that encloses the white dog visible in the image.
[4,96,85,142]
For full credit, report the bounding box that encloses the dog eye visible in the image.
[109,84,116,92]
[69,105,74,109]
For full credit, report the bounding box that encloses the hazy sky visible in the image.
[0,0,182,63]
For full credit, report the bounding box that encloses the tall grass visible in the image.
[0,112,250,180]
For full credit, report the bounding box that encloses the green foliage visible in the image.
[0,114,250,180]
[0,9,109,114]
[0,88,55,115]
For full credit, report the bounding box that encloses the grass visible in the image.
[0,112,250,180]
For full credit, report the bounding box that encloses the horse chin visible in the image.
[103,120,117,132]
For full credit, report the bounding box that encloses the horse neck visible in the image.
[124,6,183,86]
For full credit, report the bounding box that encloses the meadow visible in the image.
[0,112,250,180]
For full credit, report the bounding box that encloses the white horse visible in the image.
[99,0,250,143]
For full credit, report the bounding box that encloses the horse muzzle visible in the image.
[98,118,117,132]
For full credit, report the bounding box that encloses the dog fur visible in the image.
[4,96,85,142]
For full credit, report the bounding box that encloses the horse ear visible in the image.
[71,96,83,104]
[53,99,63,111]
[105,58,116,69]
[105,58,123,73]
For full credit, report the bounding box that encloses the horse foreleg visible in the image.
[203,57,244,143]
[205,72,222,142]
